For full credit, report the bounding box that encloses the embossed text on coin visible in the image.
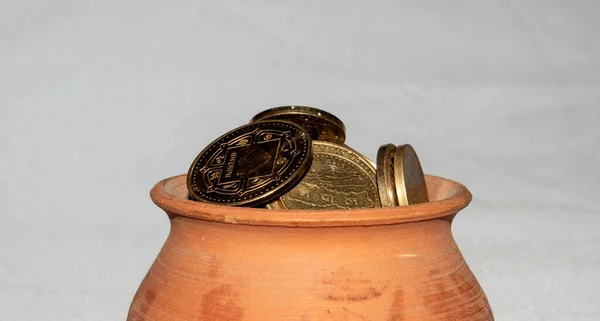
[187,120,312,206]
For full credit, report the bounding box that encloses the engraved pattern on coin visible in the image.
[250,106,346,144]
[187,121,312,206]
[267,141,379,210]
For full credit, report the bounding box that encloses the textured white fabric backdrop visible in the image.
[1,1,599,320]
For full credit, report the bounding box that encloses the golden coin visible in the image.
[393,144,429,206]
[376,144,399,207]
[266,141,380,210]
[187,120,312,207]
[250,106,346,144]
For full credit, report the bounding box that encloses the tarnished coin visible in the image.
[376,144,399,207]
[266,141,380,210]
[394,144,429,206]
[250,106,346,144]
[187,120,312,207]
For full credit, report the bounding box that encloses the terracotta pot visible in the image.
[127,174,493,321]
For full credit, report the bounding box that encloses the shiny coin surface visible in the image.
[376,144,399,207]
[250,106,346,144]
[266,141,380,210]
[394,144,429,206]
[187,120,312,206]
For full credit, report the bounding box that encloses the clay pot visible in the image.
[127,174,493,321]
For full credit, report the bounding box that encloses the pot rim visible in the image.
[150,174,472,227]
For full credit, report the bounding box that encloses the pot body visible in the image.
[127,175,493,320]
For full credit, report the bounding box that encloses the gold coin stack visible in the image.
[187,106,429,209]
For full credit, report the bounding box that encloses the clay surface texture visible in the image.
[127,175,493,320]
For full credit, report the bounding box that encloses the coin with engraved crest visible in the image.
[187,120,312,206]
[266,141,379,210]
[376,144,399,207]
[250,106,346,144]
[393,144,429,206]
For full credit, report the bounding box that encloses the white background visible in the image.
[1,1,599,320]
